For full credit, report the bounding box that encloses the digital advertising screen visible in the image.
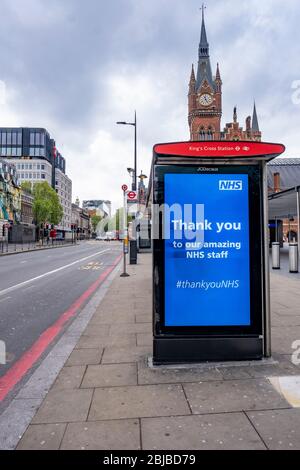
[164,173,251,327]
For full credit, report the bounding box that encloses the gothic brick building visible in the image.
[188,7,262,142]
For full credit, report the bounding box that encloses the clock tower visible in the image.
[188,6,222,141]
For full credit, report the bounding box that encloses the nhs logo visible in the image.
[219,180,243,191]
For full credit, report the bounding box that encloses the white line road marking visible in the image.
[20,261,27,264]
[0,249,111,298]
[269,376,300,408]
[22,285,36,292]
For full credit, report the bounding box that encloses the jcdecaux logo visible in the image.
[219,180,243,191]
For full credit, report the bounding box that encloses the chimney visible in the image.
[274,172,281,193]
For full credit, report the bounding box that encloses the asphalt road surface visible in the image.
[0,241,122,410]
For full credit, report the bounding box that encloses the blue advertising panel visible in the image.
[164,173,250,327]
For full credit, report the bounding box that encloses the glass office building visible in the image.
[0,127,72,233]
[0,127,66,184]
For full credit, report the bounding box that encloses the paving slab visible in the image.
[32,389,93,424]
[83,324,113,337]
[138,361,223,385]
[101,345,151,364]
[81,324,111,338]
[65,348,103,366]
[220,356,300,381]
[76,334,136,349]
[88,313,136,325]
[137,333,153,347]
[272,326,300,355]
[88,384,190,421]
[135,315,152,324]
[141,413,266,450]
[183,379,290,414]
[60,419,140,450]
[247,409,300,450]
[81,364,137,388]
[52,366,86,391]
[110,323,152,335]
[16,424,66,450]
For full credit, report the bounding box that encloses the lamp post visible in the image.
[117,112,138,265]
[116,111,137,191]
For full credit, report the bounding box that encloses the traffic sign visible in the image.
[127,191,137,200]
[122,185,128,192]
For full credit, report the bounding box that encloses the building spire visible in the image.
[196,5,214,90]
[252,101,260,132]
[190,64,196,82]
[199,4,209,56]
[233,106,237,123]
[216,63,221,81]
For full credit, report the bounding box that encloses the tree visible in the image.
[33,182,63,226]
[21,181,33,194]
[91,215,103,233]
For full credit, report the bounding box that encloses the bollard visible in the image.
[289,243,299,273]
[272,242,280,270]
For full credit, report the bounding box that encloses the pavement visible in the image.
[2,252,300,450]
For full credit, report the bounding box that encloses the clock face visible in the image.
[199,93,213,106]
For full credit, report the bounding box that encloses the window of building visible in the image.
[7,133,12,145]
[6,147,11,156]
[25,173,28,179]
[41,165,45,170]
[37,164,40,170]
[17,132,22,145]
[21,173,24,179]
[41,174,45,179]
[29,148,35,157]
[30,133,35,145]
[1,132,6,145]
[17,148,22,157]
[12,133,17,145]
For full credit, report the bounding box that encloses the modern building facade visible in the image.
[0,128,55,163]
[55,166,72,232]
[188,7,262,142]
[0,127,72,234]
[82,200,112,219]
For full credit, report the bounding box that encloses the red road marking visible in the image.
[0,254,122,402]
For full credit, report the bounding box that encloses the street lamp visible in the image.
[116,111,137,191]
[127,168,135,190]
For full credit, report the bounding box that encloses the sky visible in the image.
[0,0,300,211]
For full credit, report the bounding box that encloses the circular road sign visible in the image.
[127,191,137,200]
[122,184,128,192]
